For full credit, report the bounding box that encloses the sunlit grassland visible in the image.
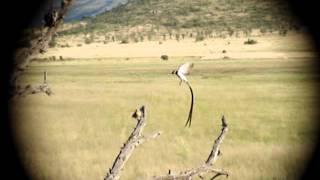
[11,57,319,180]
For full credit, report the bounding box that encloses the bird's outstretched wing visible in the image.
[178,63,194,75]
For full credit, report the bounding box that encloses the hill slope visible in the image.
[60,0,301,41]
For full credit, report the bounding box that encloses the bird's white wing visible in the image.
[178,63,194,75]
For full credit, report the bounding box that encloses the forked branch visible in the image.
[104,106,161,180]
[150,116,229,180]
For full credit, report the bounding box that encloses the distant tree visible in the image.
[195,34,205,42]
[163,34,166,41]
[175,34,180,41]
[227,27,234,37]
[147,33,152,41]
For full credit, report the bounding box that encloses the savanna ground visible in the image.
[11,34,319,180]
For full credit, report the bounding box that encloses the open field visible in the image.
[11,53,319,179]
[38,33,315,59]
[11,0,318,179]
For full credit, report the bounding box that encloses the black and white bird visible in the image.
[171,62,194,127]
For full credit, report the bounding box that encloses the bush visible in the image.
[244,38,257,45]
[195,35,205,42]
[223,55,230,59]
[175,34,180,41]
[61,44,70,48]
[279,29,288,36]
[120,39,129,44]
[161,55,169,61]
[84,37,93,44]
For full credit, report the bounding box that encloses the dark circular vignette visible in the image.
[1,1,49,179]
[0,0,319,179]
[288,1,320,179]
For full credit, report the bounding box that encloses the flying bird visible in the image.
[171,62,194,127]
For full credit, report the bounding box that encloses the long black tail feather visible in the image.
[185,82,194,127]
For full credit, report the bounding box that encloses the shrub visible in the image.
[84,37,93,44]
[195,35,205,42]
[120,39,129,44]
[133,37,139,43]
[162,34,166,41]
[140,36,144,42]
[244,38,258,45]
[175,34,180,41]
[161,55,169,61]
[279,29,288,36]
[223,56,230,59]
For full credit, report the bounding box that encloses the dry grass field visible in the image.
[11,34,319,180]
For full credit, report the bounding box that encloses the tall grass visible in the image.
[11,57,318,180]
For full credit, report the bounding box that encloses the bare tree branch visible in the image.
[13,83,52,98]
[150,115,229,180]
[205,115,228,165]
[10,0,74,96]
[13,71,52,97]
[104,106,161,180]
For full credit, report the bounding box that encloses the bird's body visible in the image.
[172,62,194,127]
[177,71,188,83]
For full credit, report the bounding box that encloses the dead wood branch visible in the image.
[13,71,52,97]
[104,106,161,180]
[10,0,74,96]
[14,83,52,97]
[150,115,229,180]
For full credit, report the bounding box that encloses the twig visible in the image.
[104,106,161,180]
[150,115,229,180]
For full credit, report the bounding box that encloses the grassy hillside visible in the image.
[60,0,301,40]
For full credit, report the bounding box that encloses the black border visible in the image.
[1,0,319,179]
